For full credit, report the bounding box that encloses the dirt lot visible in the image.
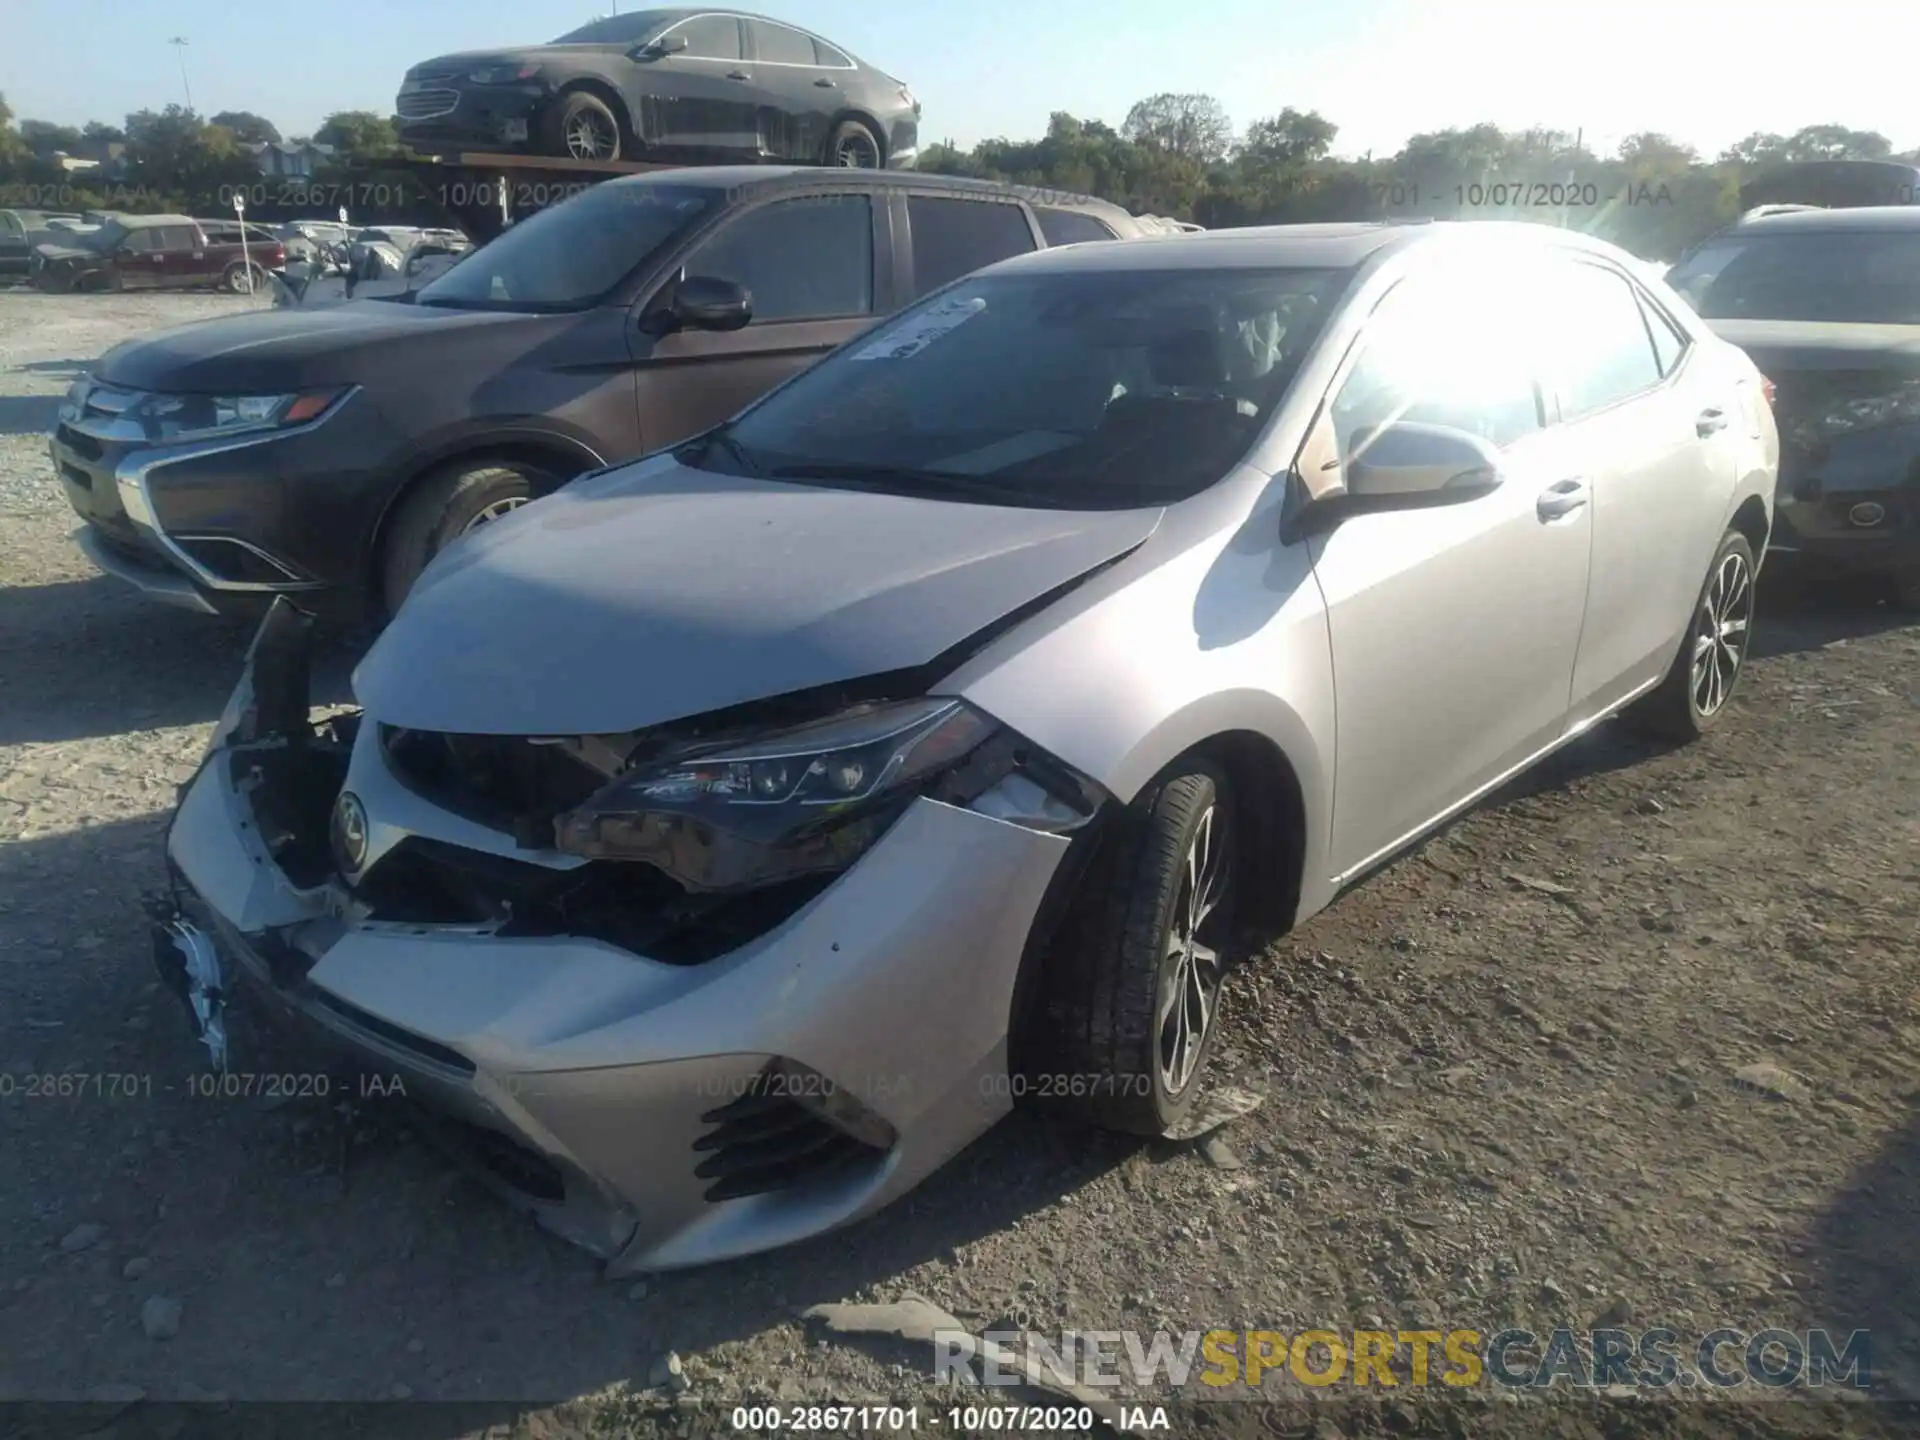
[1,290,1917,1438]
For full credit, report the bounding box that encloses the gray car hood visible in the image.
[354,455,1162,736]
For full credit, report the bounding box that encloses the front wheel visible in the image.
[378,459,556,615]
[1623,529,1758,740]
[546,91,623,161]
[1024,761,1236,1136]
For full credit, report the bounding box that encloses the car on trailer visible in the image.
[396,7,920,169]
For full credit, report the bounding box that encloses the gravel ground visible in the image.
[1,291,1918,1439]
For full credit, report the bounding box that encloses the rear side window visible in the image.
[813,38,854,67]
[1640,295,1687,376]
[1539,263,1663,417]
[1035,207,1119,246]
[685,194,874,322]
[749,20,815,65]
[125,228,164,252]
[670,15,742,61]
[160,226,200,251]
[907,197,1036,298]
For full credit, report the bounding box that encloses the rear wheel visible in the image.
[223,261,266,294]
[826,118,883,169]
[1623,529,1757,740]
[378,458,556,615]
[1024,761,1236,1136]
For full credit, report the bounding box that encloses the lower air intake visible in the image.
[692,1074,891,1203]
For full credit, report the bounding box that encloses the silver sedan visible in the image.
[157,220,1778,1271]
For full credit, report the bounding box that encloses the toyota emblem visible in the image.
[330,790,370,874]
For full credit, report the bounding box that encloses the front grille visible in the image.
[396,89,460,121]
[692,1085,889,1203]
[434,1117,565,1201]
[55,421,103,461]
[381,727,606,842]
[353,834,830,965]
[305,989,477,1076]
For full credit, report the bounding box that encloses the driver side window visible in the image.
[1330,277,1544,463]
[125,229,165,253]
[663,15,743,60]
[681,195,874,323]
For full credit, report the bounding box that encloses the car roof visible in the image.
[114,213,199,228]
[1727,205,1920,233]
[607,165,1135,222]
[973,219,1628,275]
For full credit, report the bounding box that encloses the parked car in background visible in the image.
[2,209,86,277]
[275,234,473,308]
[1737,158,1920,212]
[1667,205,1920,607]
[275,220,356,265]
[31,214,287,293]
[154,220,1774,1271]
[395,7,919,168]
[53,168,1147,621]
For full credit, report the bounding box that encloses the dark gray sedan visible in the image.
[395,7,920,168]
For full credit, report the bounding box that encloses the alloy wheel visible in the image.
[834,131,880,168]
[566,111,617,159]
[461,495,529,534]
[1156,804,1229,1097]
[1690,549,1752,718]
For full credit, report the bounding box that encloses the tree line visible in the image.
[2,87,1912,256]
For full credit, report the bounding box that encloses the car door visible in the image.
[119,226,169,289]
[637,13,758,157]
[901,194,1039,299]
[740,18,838,162]
[1535,259,1736,720]
[163,224,211,286]
[1307,267,1594,881]
[631,190,886,446]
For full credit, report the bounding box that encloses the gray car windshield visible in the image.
[699,267,1347,509]
[549,10,676,43]
[1668,231,1920,323]
[415,183,718,312]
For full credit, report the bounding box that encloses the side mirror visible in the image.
[635,33,689,58]
[1345,420,1503,501]
[1283,419,1502,542]
[666,274,752,332]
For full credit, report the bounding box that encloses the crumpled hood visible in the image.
[354,455,1162,736]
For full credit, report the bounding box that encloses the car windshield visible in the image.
[698,267,1348,509]
[1667,230,1920,323]
[79,220,127,251]
[548,8,677,44]
[415,182,718,312]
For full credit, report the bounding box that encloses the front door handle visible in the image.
[1696,407,1729,436]
[726,69,751,81]
[1537,477,1589,521]
[814,77,837,88]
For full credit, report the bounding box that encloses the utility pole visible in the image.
[168,37,194,112]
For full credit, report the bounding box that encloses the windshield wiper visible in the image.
[765,461,1045,505]
[679,423,762,475]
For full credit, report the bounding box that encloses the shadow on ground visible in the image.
[0,814,1133,1405]
[0,576,356,745]
[0,393,61,436]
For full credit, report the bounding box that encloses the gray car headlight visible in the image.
[553,699,1004,892]
[469,63,539,83]
[125,388,345,444]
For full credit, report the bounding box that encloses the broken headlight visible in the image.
[553,699,999,893]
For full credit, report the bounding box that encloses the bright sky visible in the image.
[4,0,1916,159]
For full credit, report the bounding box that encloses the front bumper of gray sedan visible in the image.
[156,606,1077,1272]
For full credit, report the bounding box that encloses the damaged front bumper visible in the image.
[157,602,1077,1271]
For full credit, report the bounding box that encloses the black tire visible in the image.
[378,459,556,614]
[826,118,884,169]
[1623,529,1758,741]
[544,90,623,161]
[1025,761,1236,1136]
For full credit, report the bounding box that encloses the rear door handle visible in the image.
[1537,477,1589,521]
[814,77,837,88]
[726,69,751,81]
[1696,407,1729,436]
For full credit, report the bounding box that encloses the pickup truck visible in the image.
[30,213,287,293]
